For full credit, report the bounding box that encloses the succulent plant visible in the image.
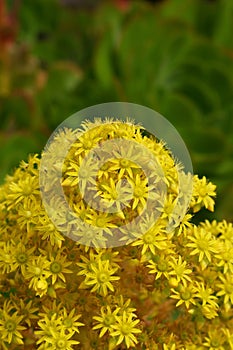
[0,118,232,349]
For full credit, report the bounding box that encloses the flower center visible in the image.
[175,266,185,276]
[143,232,154,244]
[79,297,86,305]
[98,272,109,283]
[85,229,95,239]
[120,159,130,168]
[25,210,32,218]
[210,339,220,347]
[57,339,66,348]
[121,324,131,335]
[104,315,115,326]
[181,291,191,300]
[50,262,62,274]
[22,183,33,196]
[48,223,55,231]
[197,239,209,251]
[64,318,73,328]
[5,320,16,332]
[134,187,146,198]
[157,261,168,272]
[79,168,89,179]
[96,217,107,227]
[16,253,28,264]
[199,187,207,197]
[164,203,174,215]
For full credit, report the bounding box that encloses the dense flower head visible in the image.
[0,118,232,349]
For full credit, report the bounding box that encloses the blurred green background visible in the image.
[0,0,233,220]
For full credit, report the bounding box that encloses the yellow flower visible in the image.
[201,303,219,319]
[38,300,63,320]
[0,311,26,345]
[168,255,192,286]
[191,175,216,212]
[85,210,117,235]
[48,250,72,285]
[215,240,233,274]
[147,254,171,280]
[35,313,61,347]
[128,173,149,210]
[48,329,80,350]
[170,283,197,309]
[200,220,222,237]
[176,213,193,236]
[12,242,35,276]
[98,176,133,215]
[17,198,41,232]
[72,222,107,249]
[216,273,233,311]
[187,226,219,266]
[77,249,100,276]
[110,311,141,348]
[73,130,102,156]
[158,194,177,221]
[218,220,233,242]
[1,116,232,349]
[87,118,138,140]
[36,310,81,350]
[84,258,120,296]
[14,299,39,327]
[115,295,137,317]
[193,282,218,308]
[203,329,226,350]
[93,305,119,337]
[63,155,98,191]
[7,174,40,208]
[19,153,40,176]
[60,308,84,335]
[100,249,121,270]
[0,241,17,274]
[108,156,140,180]
[96,160,112,180]
[73,200,93,221]
[37,217,65,247]
[222,328,233,350]
[132,217,167,255]
[25,255,51,297]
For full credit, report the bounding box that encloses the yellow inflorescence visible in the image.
[0,119,232,349]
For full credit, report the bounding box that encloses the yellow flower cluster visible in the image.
[0,118,232,349]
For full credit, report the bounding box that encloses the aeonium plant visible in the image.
[0,118,233,350]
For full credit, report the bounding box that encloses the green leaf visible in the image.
[175,76,221,113]
[94,33,115,88]
[160,92,200,130]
